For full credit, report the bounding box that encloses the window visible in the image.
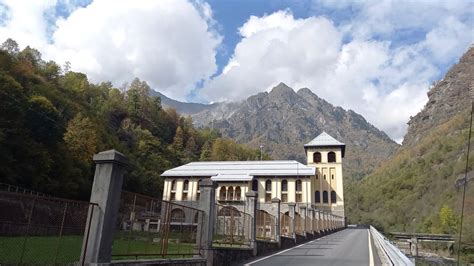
[324,175,326,180]
[331,174,334,180]
[282,194,288,203]
[171,180,177,191]
[171,209,185,223]
[183,180,189,191]
[331,191,337,203]
[265,180,272,203]
[170,180,177,201]
[313,152,322,163]
[219,187,227,200]
[196,179,201,201]
[315,191,321,203]
[182,192,188,201]
[252,179,258,192]
[323,191,328,203]
[228,187,234,201]
[296,180,302,192]
[235,186,241,201]
[296,194,302,203]
[316,175,319,180]
[281,179,288,202]
[328,152,336,163]
[170,192,176,201]
[281,180,288,192]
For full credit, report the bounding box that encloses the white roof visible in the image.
[304,131,345,147]
[161,161,315,181]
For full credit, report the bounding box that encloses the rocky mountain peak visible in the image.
[269,82,298,100]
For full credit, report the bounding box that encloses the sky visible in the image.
[0,0,473,143]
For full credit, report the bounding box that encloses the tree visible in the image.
[200,141,212,161]
[64,113,98,163]
[439,205,458,234]
[0,38,19,55]
[173,126,185,150]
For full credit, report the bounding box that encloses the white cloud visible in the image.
[201,7,471,142]
[0,0,221,100]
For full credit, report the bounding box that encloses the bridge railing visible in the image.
[370,226,414,266]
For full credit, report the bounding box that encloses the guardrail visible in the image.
[370,226,414,266]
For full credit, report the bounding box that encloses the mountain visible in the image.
[149,90,217,115]
[346,47,474,260]
[192,82,399,180]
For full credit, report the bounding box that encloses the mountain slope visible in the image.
[346,47,474,259]
[149,90,217,115]
[200,82,400,180]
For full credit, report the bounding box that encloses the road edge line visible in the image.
[243,239,317,266]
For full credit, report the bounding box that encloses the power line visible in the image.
[457,101,473,265]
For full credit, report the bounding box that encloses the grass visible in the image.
[0,234,197,263]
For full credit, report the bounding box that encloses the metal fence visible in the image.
[280,212,293,237]
[306,214,312,233]
[113,191,204,260]
[295,213,304,235]
[256,210,276,241]
[213,204,252,247]
[0,189,96,264]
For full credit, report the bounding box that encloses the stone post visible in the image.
[271,198,281,247]
[300,205,307,237]
[196,179,217,265]
[410,237,418,257]
[288,202,296,240]
[246,191,258,256]
[308,207,314,234]
[80,150,128,264]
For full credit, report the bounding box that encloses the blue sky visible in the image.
[0,0,472,142]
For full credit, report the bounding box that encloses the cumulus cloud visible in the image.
[0,0,221,100]
[202,4,473,142]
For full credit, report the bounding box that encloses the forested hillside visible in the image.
[0,39,266,200]
[346,47,474,259]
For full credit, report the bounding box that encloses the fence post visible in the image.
[196,179,216,265]
[288,202,296,241]
[246,191,258,256]
[308,206,314,235]
[271,198,281,247]
[300,205,307,237]
[80,150,128,264]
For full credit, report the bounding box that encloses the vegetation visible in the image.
[0,39,268,200]
[346,107,474,261]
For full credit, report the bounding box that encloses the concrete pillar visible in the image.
[410,237,418,257]
[288,202,296,240]
[80,150,128,264]
[308,207,314,234]
[196,179,217,265]
[300,205,307,237]
[271,198,281,247]
[246,191,258,256]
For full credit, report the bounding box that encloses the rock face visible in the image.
[403,46,474,146]
[198,82,400,180]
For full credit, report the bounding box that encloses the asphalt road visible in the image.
[243,229,381,266]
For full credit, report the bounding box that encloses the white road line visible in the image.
[243,239,318,266]
[368,229,375,266]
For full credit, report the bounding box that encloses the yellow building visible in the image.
[161,132,345,217]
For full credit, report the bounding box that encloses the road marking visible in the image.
[368,229,375,266]
[243,239,318,265]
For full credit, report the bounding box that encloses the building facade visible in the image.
[160,132,345,218]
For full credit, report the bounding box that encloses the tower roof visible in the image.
[304,132,346,157]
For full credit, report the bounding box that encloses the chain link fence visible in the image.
[112,191,204,260]
[213,204,252,247]
[280,212,293,237]
[295,213,304,235]
[0,186,96,264]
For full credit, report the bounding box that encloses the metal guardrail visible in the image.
[389,232,455,242]
[370,226,414,266]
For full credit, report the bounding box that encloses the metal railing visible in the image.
[295,213,304,235]
[280,212,293,237]
[0,182,51,197]
[0,190,97,264]
[112,191,204,260]
[305,214,311,233]
[370,226,414,266]
[256,210,276,241]
[213,204,252,247]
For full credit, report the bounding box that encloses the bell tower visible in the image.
[304,132,345,218]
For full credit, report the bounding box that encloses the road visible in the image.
[242,229,381,266]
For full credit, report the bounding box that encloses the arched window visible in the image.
[323,191,328,203]
[265,180,272,191]
[196,179,201,201]
[313,152,322,163]
[281,180,288,202]
[315,190,321,203]
[183,180,189,191]
[328,152,336,163]
[331,191,337,203]
[228,187,234,201]
[252,179,258,192]
[219,187,227,200]
[171,180,177,191]
[170,180,177,200]
[296,180,302,192]
[217,206,241,217]
[235,186,241,201]
[171,209,185,223]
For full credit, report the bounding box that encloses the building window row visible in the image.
[219,186,242,201]
[312,151,337,163]
[264,179,303,203]
[169,179,201,201]
[315,190,337,204]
